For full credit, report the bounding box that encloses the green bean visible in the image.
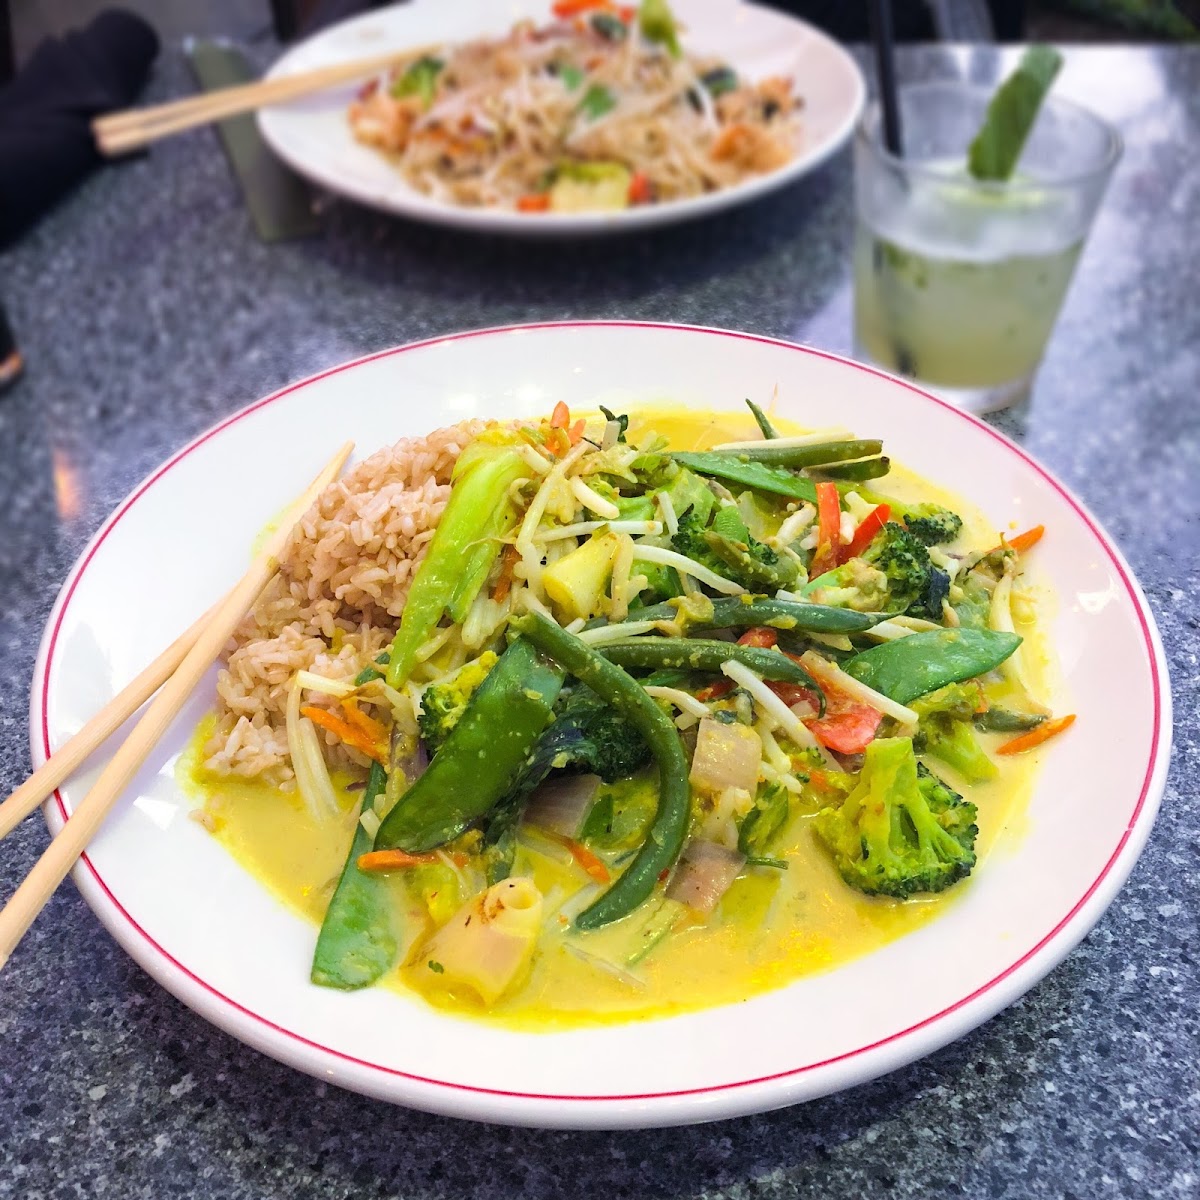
[670,453,818,502]
[600,595,883,635]
[680,439,882,469]
[745,399,779,439]
[810,456,891,482]
[510,613,690,932]
[844,628,1022,704]
[597,638,823,700]
[310,762,397,990]
[374,638,563,852]
[974,707,1046,733]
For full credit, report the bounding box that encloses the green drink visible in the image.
[852,79,1120,413]
[854,221,1083,391]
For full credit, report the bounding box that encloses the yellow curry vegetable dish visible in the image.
[189,400,1073,1028]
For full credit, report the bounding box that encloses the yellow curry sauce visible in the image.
[182,408,1053,1030]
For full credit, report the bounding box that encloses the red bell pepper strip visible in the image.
[804,703,883,755]
[737,627,778,649]
[810,481,842,574]
[843,503,891,561]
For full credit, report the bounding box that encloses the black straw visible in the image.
[868,0,904,156]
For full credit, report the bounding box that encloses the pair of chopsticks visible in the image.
[0,443,354,971]
[93,47,417,157]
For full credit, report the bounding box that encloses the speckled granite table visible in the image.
[0,41,1196,1200]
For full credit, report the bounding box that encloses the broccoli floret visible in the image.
[480,685,652,883]
[813,737,978,898]
[671,506,798,591]
[911,685,998,784]
[950,572,993,629]
[529,685,651,782]
[909,565,950,622]
[849,487,962,546]
[807,522,932,614]
[417,651,498,753]
[901,504,963,546]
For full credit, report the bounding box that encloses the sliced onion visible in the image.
[666,839,746,916]
[563,942,646,990]
[689,717,762,797]
[523,774,602,839]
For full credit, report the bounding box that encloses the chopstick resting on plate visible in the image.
[93,47,436,157]
[0,442,354,971]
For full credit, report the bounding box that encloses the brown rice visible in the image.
[203,419,490,783]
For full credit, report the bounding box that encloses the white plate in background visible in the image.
[257,0,865,235]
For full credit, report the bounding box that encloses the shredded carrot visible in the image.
[300,705,387,764]
[1006,525,1045,555]
[550,400,571,429]
[737,626,778,649]
[340,699,390,745]
[550,834,610,883]
[357,849,439,872]
[552,0,608,16]
[516,193,551,213]
[568,418,587,446]
[627,170,652,205]
[995,713,1076,755]
[544,425,570,457]
[492,542,520,603]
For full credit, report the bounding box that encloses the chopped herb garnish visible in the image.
[700,66,739,98]
[591,12,628,41]
[558,64,585,90]
[577,83,618,121]
[427,960,445,974]
[390,56,444,108]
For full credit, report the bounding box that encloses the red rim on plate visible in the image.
[33,323,1169,1119]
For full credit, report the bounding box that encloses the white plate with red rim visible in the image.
[256,0,865,235]
[34,322,1169,1129]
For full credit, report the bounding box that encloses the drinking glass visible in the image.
[853,80,1121,413]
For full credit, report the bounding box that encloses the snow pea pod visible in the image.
[671,453,818,503]
[602,595,883,635]
[310,762,396,990]
[510,613,690,932]
[843,628,1022,705]
[385,446,530,687]
[374,638,564,852]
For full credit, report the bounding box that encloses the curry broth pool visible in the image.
[184,406,1055,1030]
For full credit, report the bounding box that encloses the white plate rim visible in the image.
[255,0,866,237]
[31,322,1171,1128]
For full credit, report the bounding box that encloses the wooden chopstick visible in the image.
[0,604,221,842]
[93,47,430,157]
[0,442,354,971]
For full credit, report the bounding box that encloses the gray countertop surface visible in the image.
[1,40,1196,1200]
